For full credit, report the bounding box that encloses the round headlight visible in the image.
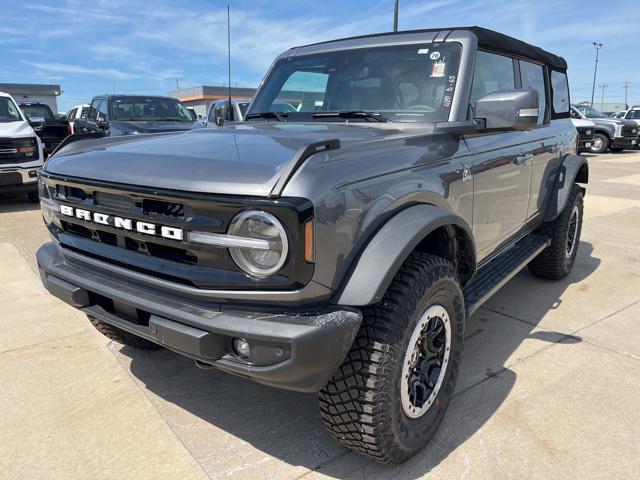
[228,210,288,277]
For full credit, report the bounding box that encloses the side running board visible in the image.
[463,234,550,317]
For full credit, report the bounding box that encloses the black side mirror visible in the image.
[215,114,224,127]
[96,118,109,129]
[474,89,539,131]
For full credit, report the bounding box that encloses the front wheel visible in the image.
[590,133,609,154]
[319,253,465,464]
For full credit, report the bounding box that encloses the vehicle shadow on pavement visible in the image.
[0,197,40,213]
[122,241,599,478]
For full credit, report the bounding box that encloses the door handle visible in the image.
[514,153,533,165]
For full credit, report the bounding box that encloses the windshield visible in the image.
[110,96,194,122]
[249,43,462,123]
[20,104,54,120]
[0,97,23,122]
[576,105,605,118]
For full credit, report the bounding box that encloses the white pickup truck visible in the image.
[0,92,44,202]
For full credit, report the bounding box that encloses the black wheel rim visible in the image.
[401,305,451,418]
[566,205,579,258]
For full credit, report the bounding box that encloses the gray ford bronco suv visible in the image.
[37,27,587,463]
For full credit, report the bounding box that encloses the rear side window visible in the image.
[520,60,547,124]
[551,71,569,115]
[470,51,515,115]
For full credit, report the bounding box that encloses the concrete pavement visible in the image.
[1,150,639,479]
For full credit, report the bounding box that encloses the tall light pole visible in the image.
[598,83,607,111]
[590,41,602,107]
[393,0,399,32]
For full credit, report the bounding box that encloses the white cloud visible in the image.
[21,60,141,80]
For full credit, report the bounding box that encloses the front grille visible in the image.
[0,138,39,164]
[623,125,639,137]
[576,127,594,142]
[42,174,314,290]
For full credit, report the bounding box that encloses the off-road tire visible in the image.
[27,191,39,203]
[528,184,584,280]
[88,316,162,350]
[319,253,465,464]
[590,133,609,154]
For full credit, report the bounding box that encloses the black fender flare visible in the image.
[336,204,475,306]
[543,154,588,222]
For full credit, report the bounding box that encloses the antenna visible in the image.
[227,2,232,120]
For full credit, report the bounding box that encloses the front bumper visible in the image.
[37,242,362,392]
[611,136,639,149]
[0,166,40,192]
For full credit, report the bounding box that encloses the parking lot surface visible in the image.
[1,151,640,479]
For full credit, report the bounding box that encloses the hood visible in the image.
[589,116,635,127]
[571,118,595,128]
[0,120,35,138]
[110,120,203,134]
[45,122,408,196]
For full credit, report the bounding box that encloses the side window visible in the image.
[469,51,515,112]
[88,99,100,121]
[97,100,109,121]
[66,108,76,121]
[520,60,547,124]
[551,71,569,114]
[569,108,581,119]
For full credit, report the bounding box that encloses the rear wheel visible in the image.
[590,133,609,154]
[319,253,465,464]
[88,316,162,350]
[529,184,584,280]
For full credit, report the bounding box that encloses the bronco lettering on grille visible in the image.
[59,205,184,240]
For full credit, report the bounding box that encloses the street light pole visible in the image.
[393,0,399,32]
[590,41,602,107]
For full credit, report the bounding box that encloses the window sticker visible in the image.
[429,51,441,60]
[431,61,446,78]
[418,48,430,55]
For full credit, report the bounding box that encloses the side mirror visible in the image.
[474,89,539,131]
[96,118,109,129]
[215,113,224,127]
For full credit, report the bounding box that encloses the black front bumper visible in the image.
[0,168,39,193]
[37,242,362,392]
[611,136,639,149]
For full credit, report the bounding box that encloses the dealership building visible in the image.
[168,85,257,117]
[0,83,62,114]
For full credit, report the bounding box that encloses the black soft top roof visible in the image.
[301,26,567,71]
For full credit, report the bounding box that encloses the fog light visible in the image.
[232,338,251,358]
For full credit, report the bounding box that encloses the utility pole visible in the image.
[623,81,631,108]
[590,41,602,107]
[176,78,180,97]
[227,2,232,119]
[393,0,399,32]
[599,83,607,112]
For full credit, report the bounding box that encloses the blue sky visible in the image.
[2,0,639,112]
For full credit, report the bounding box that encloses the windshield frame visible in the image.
[109,96,194,122]
[248,42,463,124]
[0,96,25,123]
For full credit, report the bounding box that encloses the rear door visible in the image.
[519,60,561,222]
[464,51,534,261]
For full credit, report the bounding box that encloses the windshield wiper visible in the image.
[312,111,389,122]
[245,111,287,122]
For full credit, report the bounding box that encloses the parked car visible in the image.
[610,111,626,119]
[570,105,638,153]
[571,117,596,152]
[73,95,204,137]
[65,104,91,134]
[0,92,44,202]
[618,106,640,126]
[206,99,251,124]
[19,102,71,157]
[38,27,587,463]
